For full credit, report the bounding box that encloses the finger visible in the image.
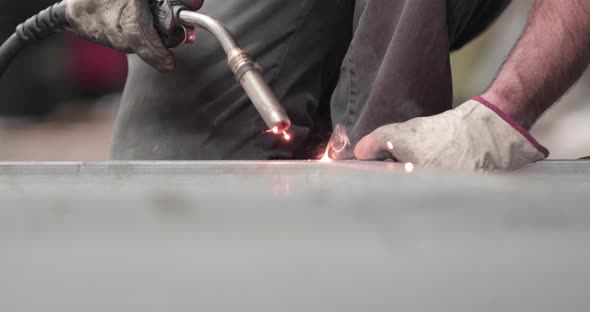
[133,28,176,72]
[354,131,394,161]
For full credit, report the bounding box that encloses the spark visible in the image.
[186,31,197,43]
[266,127,291,142]
[404,162,414,173]
[387,141,394,150]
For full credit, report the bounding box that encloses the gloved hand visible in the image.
[354,97,549,171]
[65,0,203,72]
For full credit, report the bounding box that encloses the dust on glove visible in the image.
[354,97,549,171]
[66,0,203,72]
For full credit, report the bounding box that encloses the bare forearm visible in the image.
[482,0,590,130]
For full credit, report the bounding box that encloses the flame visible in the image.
[320,147,332,163]
[387,141,394,150]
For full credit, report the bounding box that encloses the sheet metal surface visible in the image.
[1,161,589,311]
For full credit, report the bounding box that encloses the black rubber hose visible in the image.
[0,34,24,79]
[0,1,68,79]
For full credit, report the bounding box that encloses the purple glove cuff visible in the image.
[473,96,550,158]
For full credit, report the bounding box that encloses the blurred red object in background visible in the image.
[66,33,127,92]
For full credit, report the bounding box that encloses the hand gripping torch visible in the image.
[0,0,292,134]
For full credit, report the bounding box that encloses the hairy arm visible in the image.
[482,0,590,130]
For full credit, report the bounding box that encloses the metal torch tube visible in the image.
[178,11,291,132]
[178,11,238,53]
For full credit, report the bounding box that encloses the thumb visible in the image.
[121,2,177,72]
[354,130,394,160]
[138,20,176,72]
[136,44,176,72]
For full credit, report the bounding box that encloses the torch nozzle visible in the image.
[177,10,291,133]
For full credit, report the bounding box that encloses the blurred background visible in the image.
[0,0,588,161]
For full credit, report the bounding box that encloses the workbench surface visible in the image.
[1,160,589,208]
[1,161,589,311]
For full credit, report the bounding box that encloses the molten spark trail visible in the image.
[404,162,414,173]
[282,132,291,141]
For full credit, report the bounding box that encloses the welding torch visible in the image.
[0,0,292,134]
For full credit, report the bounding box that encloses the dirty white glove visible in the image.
[354,97,549,171]
[65,0,203,72]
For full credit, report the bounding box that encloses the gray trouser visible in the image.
[111,0,510,160]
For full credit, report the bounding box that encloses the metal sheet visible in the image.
[1,160,589,311]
